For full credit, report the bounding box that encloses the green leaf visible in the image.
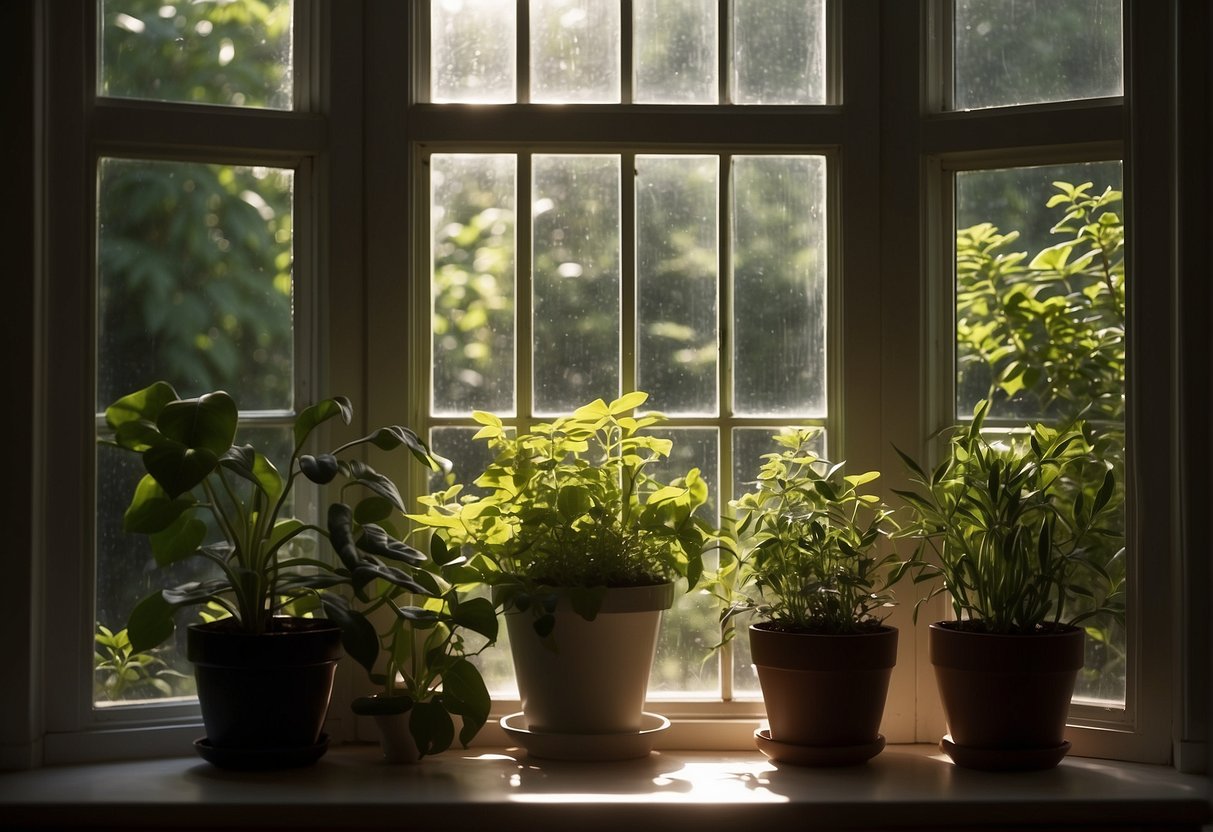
[219,445,283,502]
[299,453,340,484]
[451,596,499,641]
[321,595,379,673]
[149,511,207,567]
[608,391,648,414]
[410,700,455,757]
[357,524,426,565]
[156,392,238,456]
[127,591,177,653]
[557,485,593,521]
[123,474,196,534]
[294,396,353,448]
[341,460,405,512]
[143,440,220,499]
[354,495,395,525]
[441,658,491,746]
[105,381,179,431]
[568,586,607,622]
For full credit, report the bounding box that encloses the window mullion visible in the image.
[621,152,636,397]
[517,153,535,421]
[517,0,530,105]
[620,0,633,105]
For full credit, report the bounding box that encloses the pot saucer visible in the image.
[940,735,1071,771]
[500,712,669,761]
[194,733,329,770]
[754,729,885,766]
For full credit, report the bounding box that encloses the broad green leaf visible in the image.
[410,700,455,757]
[608,391,648,414]
[157,392,238,456]
[450,596,498,641]
[123,474,196,534]
[219,445,283,502]
[105,381,179,431]
[127,590,177,652]
[149,511,206,567]
[293,396,353,448]
[321,595,378,673]
[441,658,491,746]
[143,440,219,499]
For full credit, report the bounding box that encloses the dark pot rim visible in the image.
[187,616,343,666]
[929,620,1084,673]
[750,622,898,671]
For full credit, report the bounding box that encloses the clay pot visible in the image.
[505,583,674,734]
[187,618,342,756]
[929,621,1084,770]
[750,623,897,763]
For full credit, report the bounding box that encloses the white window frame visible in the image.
[11,0,1205,769]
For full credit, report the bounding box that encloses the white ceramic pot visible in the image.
[505,582,675,734]
[373,712,420,764]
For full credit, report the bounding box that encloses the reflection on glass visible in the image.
[953,0,1122,111]
[432,154,517,416]
[94,426,294,705]
[730,426,825,693]
[532,155,621,413]
[97,158,294,412]
[636,156,719,416]
[634,0,717,104]
[732,155,827,417]
[954,162,1126,706]
[530,0,620,103]
[732,0,826,105]
[644,428,719,695]
[431,0,517,103]
[99,0,293,109]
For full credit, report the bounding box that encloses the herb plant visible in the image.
[408,392,711,633]
[719,429,898,636]
[93,624,192,701]
[895,401,1125,634]
[101,381,444,653]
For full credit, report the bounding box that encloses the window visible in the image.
[24,0,1203,768]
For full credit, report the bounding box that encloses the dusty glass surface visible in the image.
[431,0,517,103]
[732,0,826,105]
[530,0,620,103]
[99,0,293,109]
[532,155,621,414]
[634,0,717,104]
[97,158,294,412]
[731,155,828,417]
[953,0,1122,110]
[636,155,719,416]
[431,154,517,416]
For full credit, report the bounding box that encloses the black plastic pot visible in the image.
[187,618,342,759]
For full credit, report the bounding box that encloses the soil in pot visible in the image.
[929,621,1084,770]
[750,623,897,765]
[187,617,342,764]
[505,582,674,736]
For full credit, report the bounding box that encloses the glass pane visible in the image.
[431,0,517,103]
[955,161,1124,422]
[432,154,517,416]
[97,158,294,411]
[732,156,827,417]
[732,0,826,105]
[634,0,717,104]
[530,0,620,103]
[94,425,293,705]
[954,0,1122,111]
[645,428,719,695]
[99,0,293,110]
[532,155,621,413]
[954,163,1126,707]
[636,155,719,416]
[730,427,825,694]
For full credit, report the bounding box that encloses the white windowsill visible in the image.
[0,743,1208,831]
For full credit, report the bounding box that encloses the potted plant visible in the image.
[346,533,497,763]
[719,428,900,766]
[102,381,443,768]
[895,401,1124,770]
[409,392,711,756]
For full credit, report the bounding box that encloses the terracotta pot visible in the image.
[505,583,674,734]
[187,618,342,754]
[929,621,1084,769]
[751,623,897,754]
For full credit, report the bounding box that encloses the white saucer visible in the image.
[499,711,670,761]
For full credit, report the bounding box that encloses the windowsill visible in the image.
[0,744,1208,831]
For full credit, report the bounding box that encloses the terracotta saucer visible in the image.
[500,712,669,761]
[754,729,886,766]
[194,733,329,770]
[939,735,1071,771]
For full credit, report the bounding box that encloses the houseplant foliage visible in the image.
[895,400,1124,770]
[348,533,496,761]
[718,428,899,765]
[102,381,445,760]
[409,391,711,746]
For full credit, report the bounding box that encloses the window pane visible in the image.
[431,0,517,103]
[955,162,1124,422]
[732,0,826,105]
[97,158,294,411]
[732,156,827,417]
[432,154,517,416]
[99,0,293,110]
[645,428,720,695]
[94,425,293,706]
[730,427,825,693]
[636,155,719,416]
[530,0,620,103]
[954,163,1126,707]
[953,0,1122,111]
[532,155,621,413]
[634,0,717,104]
